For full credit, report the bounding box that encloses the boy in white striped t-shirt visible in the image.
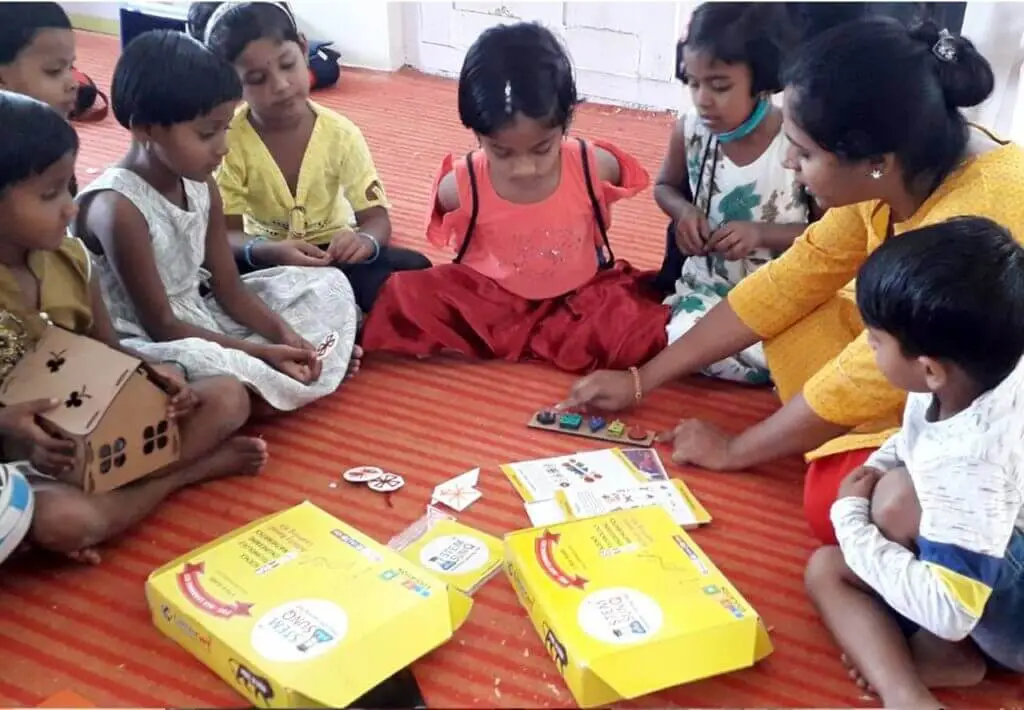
[805,217,1024,710]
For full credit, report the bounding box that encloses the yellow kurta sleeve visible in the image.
[804,329,906,428]
[215,142,248,218]
[728,203,870,339]
[336,120,389,214]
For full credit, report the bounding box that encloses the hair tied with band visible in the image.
[203,1,296,44]
[932,28,957,63]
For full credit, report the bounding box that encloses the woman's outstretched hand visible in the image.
[656,419,739,471]
[563,369,637,412]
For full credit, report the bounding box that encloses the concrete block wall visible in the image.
[408,1,696,113]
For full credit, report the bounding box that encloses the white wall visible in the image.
[406,1,694,112]
[63,2,1024,127]
[62,1,408,71]
[63,1,692,111]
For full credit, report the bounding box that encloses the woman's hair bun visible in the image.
[908,19,994,108]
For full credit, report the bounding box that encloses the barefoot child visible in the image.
[187,1,431,313]
[73,30,360,414]
[805,217,1024,709]
[0,92,267,566]
[654,2,813,384]
[362,22,670,373]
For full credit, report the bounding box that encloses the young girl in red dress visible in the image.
[361,22,669,374]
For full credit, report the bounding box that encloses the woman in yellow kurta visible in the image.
[566,18,1024,544]
[188,2,431,314]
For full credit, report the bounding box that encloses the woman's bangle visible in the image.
[244,237,268,268]
[359,233,381,264]
[628,366,643,403]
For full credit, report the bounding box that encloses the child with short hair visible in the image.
[0,2,77,117]
[0,91,266,566]
[361,21,669,373]
[805,216,1024,709]
[653,2,814,384]
[186,1,431,313]
[72,30,359,413]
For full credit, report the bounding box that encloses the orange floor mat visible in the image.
[0,32,1020,708]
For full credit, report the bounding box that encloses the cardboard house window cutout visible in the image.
[0,326,180,493]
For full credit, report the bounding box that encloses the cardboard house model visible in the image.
[0,326,180,493]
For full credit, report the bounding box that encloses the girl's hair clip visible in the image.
[504,80,513,115]
[932,28,957,63]
[204,1,297,44]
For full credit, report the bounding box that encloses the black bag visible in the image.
[308,40,342,91]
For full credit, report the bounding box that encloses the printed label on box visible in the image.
[577,587,664,645]
[419,534,489,575]
[250,599,348,663]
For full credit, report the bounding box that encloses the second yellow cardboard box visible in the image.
[505,505,773,707]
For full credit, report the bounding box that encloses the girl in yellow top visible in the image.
[187,2,431,313]
[0,92,267,566]
[566,19,1024,545]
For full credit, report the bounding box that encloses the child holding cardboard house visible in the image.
[0,91,267,566]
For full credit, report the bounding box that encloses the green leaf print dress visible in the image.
[664,113,809,385]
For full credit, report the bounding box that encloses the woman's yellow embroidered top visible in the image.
[728,136,1024,461]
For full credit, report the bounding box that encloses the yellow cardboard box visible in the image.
[504,506,773,707]
[397,518,504,595]
[145,501,472,708]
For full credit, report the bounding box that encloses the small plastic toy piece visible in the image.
[558,413,583,430]
[368,473,404,493]
[528,409,654,447]
[343,465,384,483]
[537,409,557,425]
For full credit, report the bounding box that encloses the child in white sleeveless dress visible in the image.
[73,30,358,412]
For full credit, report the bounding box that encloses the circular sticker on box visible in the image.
[250,599,348,662]
[419,534,489,575]
[576,587,663,645]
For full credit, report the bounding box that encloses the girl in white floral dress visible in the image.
[73,30,358,412]
[654,3,814,384]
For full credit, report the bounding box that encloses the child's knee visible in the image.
[30,487,108,553]
[195,376,251,432]
[870,467,920,546]
[805,545,846,599]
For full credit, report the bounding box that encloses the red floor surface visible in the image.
[1,32,1021,709]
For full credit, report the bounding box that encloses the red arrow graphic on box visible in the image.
[176,562,254,619]
[534,531,587,589]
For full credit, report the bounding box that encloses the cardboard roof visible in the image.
[0,326,147,436]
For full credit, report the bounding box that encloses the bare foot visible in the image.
[66,547,102,565]
[347,345,363,379]
[183,436,268,485]
[842,653,877,695]
[909,630,987,689]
